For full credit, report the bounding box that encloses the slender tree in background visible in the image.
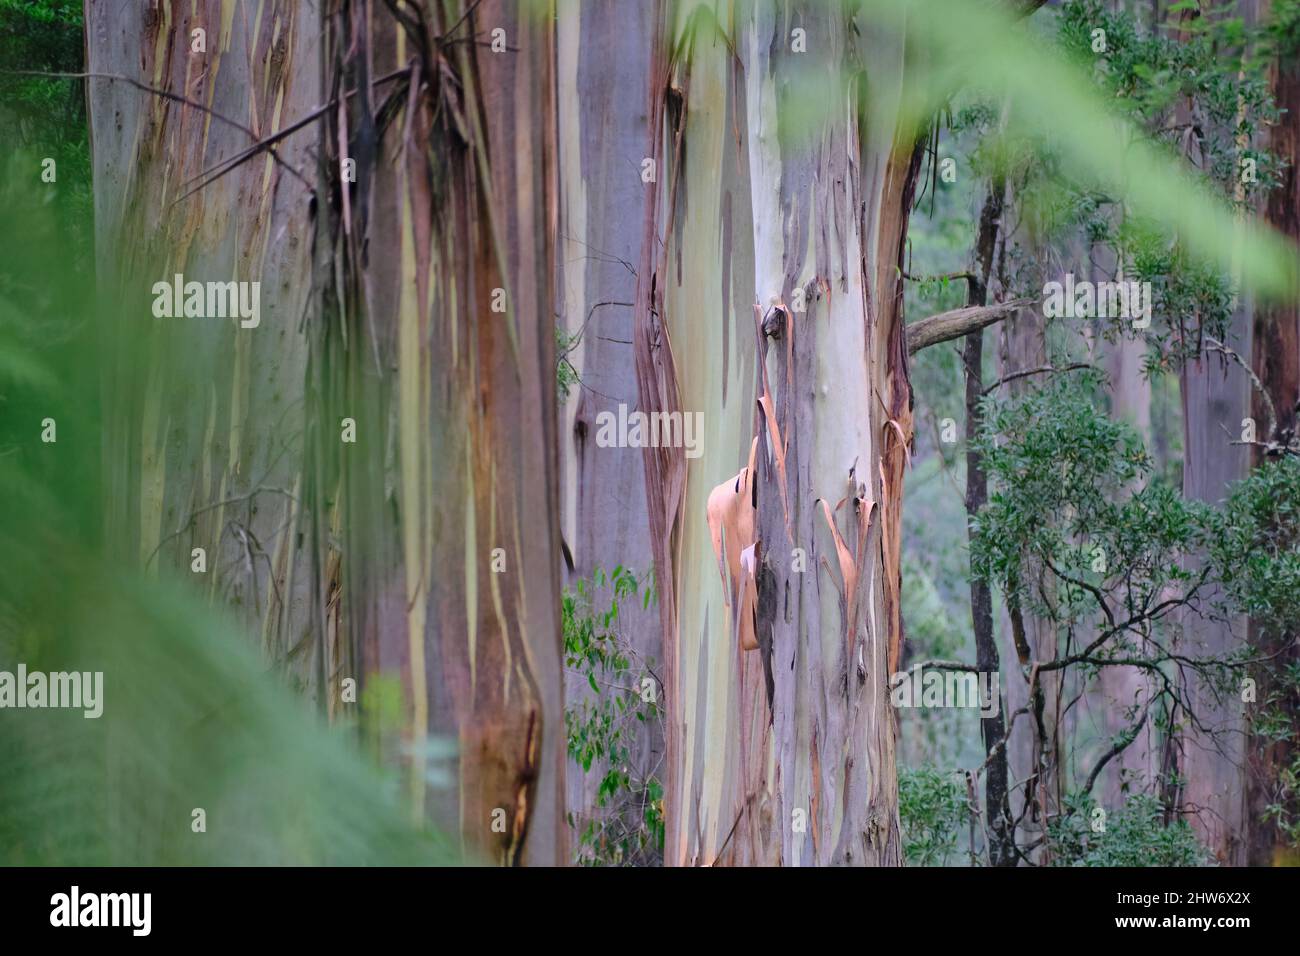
[1171,0,1252,865]
[995,230,1063,858]
[962,176,1016,866]
[1097,239,1158,808]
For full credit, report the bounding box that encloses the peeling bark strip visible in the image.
[312,0,563,865]
[630,0,917,866]
[87,1,320,686]
[631,0,693,866]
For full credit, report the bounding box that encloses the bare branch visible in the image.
[1204,336,1277,441]
[983,362,1095,395]
[906,298,1033,355]
[2,70,312,193]
[905,659,981,673]
[1082,699,1150,797]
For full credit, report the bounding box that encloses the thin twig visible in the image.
[983,362,1095,395]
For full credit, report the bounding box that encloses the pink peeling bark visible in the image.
[629,0,919,866]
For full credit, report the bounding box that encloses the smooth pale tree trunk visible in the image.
[1096,243,1158,807]
[312,0,564,865]
[1179,327,1251,865]
[86,1,320,688]
[557,0,655,584]
[1246,9,1300,865]
[1170,0,1253,866]
[555,0,662,847]
[633,0,917,866]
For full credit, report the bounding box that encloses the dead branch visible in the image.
[906,298,1033,355]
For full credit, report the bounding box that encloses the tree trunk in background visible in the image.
[1179,332,1251,865]
[1096,242,1158,807]
[1160,0,1269,866]
[1246,12,1300,866]
[994,231,1061,859]
[634,0,915,866]
[1164,0,1249,867]
[87,0,320,688]
[965,179,1015,866]
[312,0,564,865]
[555,0,662,849]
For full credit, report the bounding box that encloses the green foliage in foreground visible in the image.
[563,567,664,866]
[1049,793,1211,867]
[899,765,969,866]
[1210,458,1300,641]
[0,158,457,867]
[1210,459,1300,848]
[0,567,459,865]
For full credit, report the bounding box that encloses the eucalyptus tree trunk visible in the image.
[1178,323,1252,865]
[555,0,662,847]
[1246,12,1300,865]
[633,0,917,866]
[86,0,320,686]
[1166,0,1251,867]
[994,237,1062,857]
[1096,244,1158,807]
[312,0,564,865]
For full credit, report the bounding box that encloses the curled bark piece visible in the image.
[816,472,881,669]
[706,438,761,652]
[737,542,760,652]
[816,496,860,664]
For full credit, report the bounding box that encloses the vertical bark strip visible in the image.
[87,0,320,685]
[315,0,563,865]
[631,0,691,864]
[555,0,661,844]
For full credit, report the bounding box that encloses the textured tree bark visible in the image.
[633,0,916,866]
[1095,241,1158,808]
[1246,22,1300,866]
[555,0,662,849]
[86,1,320,687]
[993,233,1062,860]
[312,0,564,865]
